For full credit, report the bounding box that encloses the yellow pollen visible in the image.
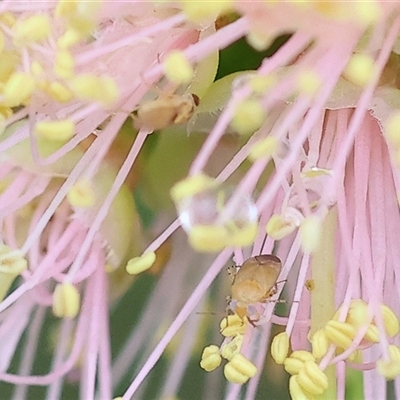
[325,320,357,349]
[55,0,78,18]
[248,136,278,161]
[354,2,382,26]
[249,74,276,93]
[57,28,86,49]
[223,353,257,384]
[296,360,329,395]
[34,119,75,141]
[0,12,16,27]
[220,334,244,360]
[170,174,215,203]
[2,72,35,107]
[271,332,290,365]
[299,215,321,253]
[13,14,51,45]
[188,224,228,252]
[363,324,379,343]
[310,328,329,359]
[246,30,273,52]
[289,375,314,400]
[54,50,75,79]
[226,221,258,248]
[284,350,315,376]
[230,99,265,136]
[52,282,80,318]
[344,54,377,86]
[199,345,222,372]
[164,51,194,85]
[0,31,4,53]
[126,252,157,275]
[377,345,400,380]
[220,314,247,337]
[46,81,74,103]
[0,51,20,83]
[0,244,28,302]
[180,1,233,22]
[31,61,44,76]
[67,179,96,208]
[266,213,297,240]
[69,74,119,107]
[381,303,400,337]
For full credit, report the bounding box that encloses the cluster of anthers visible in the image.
[271,299,400,399]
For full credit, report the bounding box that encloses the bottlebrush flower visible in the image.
[1,2,400,400]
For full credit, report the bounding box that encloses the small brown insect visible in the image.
[131,92,200,131]
[230,254,282,321]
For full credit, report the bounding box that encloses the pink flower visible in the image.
[1,2,400,400]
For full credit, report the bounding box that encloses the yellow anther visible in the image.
[223,353,257,384]
[354,2,382,26]
[0,244,28,302]
[13,14,51,45]
[246,30,273,52]
[164,51,193,85]
[200,345,222,372]
[220,314,247,337]
[377,345,400,380]
[31,61,44,76]
[54,50,75,79]
[46,81,74,103]
[248,136,278,161]
[266,213,297,240]
[226,222,258,248]
[0,106,12,119]
[310,328,329,359]
[52,282,80,318]
[0,31,4,53]
[0,12,16,27]
[249,74,276,94]
[2,72,35,107]
[67,179,96,208]
[170,174,215,203]
[271,332,290,365]
[57,28,85,49]
[325,320,357,349]
[299,215,321,253]
[344,53,377,86]
[230,99,265,135]
[55,1,78,18]
[385,111,400,148]
[284,350,315,376]
[297,360,329,396]
[221,334,244,360]
[289,375,314,400]
[181,1,233,22]
[363,324,379,343]
[34,119,75,141]
[69,74,119,107]
[188,224,228,252]
[381,303,400,337]
[126,252,157,275]
[297,70,321,96]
